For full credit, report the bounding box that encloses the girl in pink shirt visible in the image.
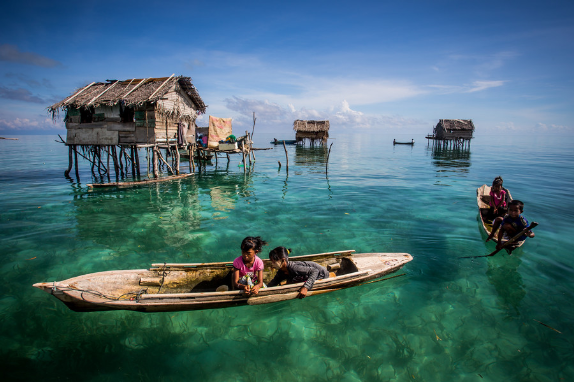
[489,178,507,218]
[233,236,267,295]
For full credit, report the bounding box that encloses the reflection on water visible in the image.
[72,171,256,255]
[295,146,329,170]
[427,145,471,185]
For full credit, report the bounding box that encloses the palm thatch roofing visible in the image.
[293,120,330,132]
[48,75,206,116]
[437,119,475,131]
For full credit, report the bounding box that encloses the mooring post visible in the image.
[283,141,289,171]
[326,142,333,173]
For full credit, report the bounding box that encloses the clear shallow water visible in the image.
[1,132,573,381]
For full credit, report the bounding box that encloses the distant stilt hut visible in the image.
[426,119,474,148]
[48,75,207,183]
[293,120,330,146]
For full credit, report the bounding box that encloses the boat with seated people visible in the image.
[33,250,413,313]
[477,184,525,249]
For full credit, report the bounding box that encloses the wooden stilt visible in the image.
[73,145,80,182]
[152,146,159,178]
[65,145,73,177]
[175,145,180,174]
[134,146,140,177]
[111,146,119,180]
[188,144,192,173]
[130,146,136,177]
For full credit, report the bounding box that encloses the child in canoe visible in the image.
[268,247,329,299]
[495,200,535,250]
[489,177,507,219]
[233,236,267,295]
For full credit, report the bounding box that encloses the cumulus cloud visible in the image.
[0,116,59,132]
[0,86,45,103]
[0,44,62,67]
[222,96,423,130]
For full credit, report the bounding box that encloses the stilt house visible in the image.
[48,75,207,182]
[433,119,475,140]
[293,120,330,145]
[49,75,206,146]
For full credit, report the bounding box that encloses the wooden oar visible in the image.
[460,222,538,259]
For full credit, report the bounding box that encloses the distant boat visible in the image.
[32,250,413,313]
[271,139,297,145]
[393,139,414,145]
[0,137,18,140]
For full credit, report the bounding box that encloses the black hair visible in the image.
[240,237,267,253]
[269,246,291,262]
[509,199,524,212]
[492,176,503,187]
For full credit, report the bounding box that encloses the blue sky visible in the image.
[1,0,573,135]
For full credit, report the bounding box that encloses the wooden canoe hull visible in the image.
[476,184,525,248]
[271,140,297,145]
[33,251,413,313]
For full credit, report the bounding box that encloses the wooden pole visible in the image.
[65,145,73,177]
[241,141,246,174]
[111,146,119,180]
[152,146,159,178]
[134,146,140,177]
[283,141,289,171]
[73,145,80,182]
[175,144,180,175]
[326,142,333,173]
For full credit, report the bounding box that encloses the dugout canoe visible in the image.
[477,184,525,249]
[393,139,414,145]
[271,139,297,145]
[33,250,413,313]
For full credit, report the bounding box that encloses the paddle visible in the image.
[460,222,538,259]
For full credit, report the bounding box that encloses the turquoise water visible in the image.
[1,132,573,381]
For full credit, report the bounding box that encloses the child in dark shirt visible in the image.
[267,247,329,299]
[495,200,535,250]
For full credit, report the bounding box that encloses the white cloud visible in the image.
[220,97,423,130]
[535,122,571,131]
[0,116,61,131]
[466,80,505,93]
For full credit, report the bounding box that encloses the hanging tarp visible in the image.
[208,116,232,149]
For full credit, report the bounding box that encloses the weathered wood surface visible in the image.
[33,251,413,313]
[87,173,193,188]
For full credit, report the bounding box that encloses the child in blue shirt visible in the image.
[496,200,535,250]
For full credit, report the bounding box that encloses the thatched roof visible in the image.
[293,120,330,132]
[437,119,475,131]
[48,75,206,114]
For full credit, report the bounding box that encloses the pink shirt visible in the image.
[233,256,264,279]
[490,189,506,208]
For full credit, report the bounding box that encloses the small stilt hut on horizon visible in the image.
[293,120,330,146]
[426,119,474,148]
[49,75,207,183]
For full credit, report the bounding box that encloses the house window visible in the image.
[120,105,135,122]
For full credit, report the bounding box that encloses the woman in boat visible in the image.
[233,237,268,295]
[268,247,329,299]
